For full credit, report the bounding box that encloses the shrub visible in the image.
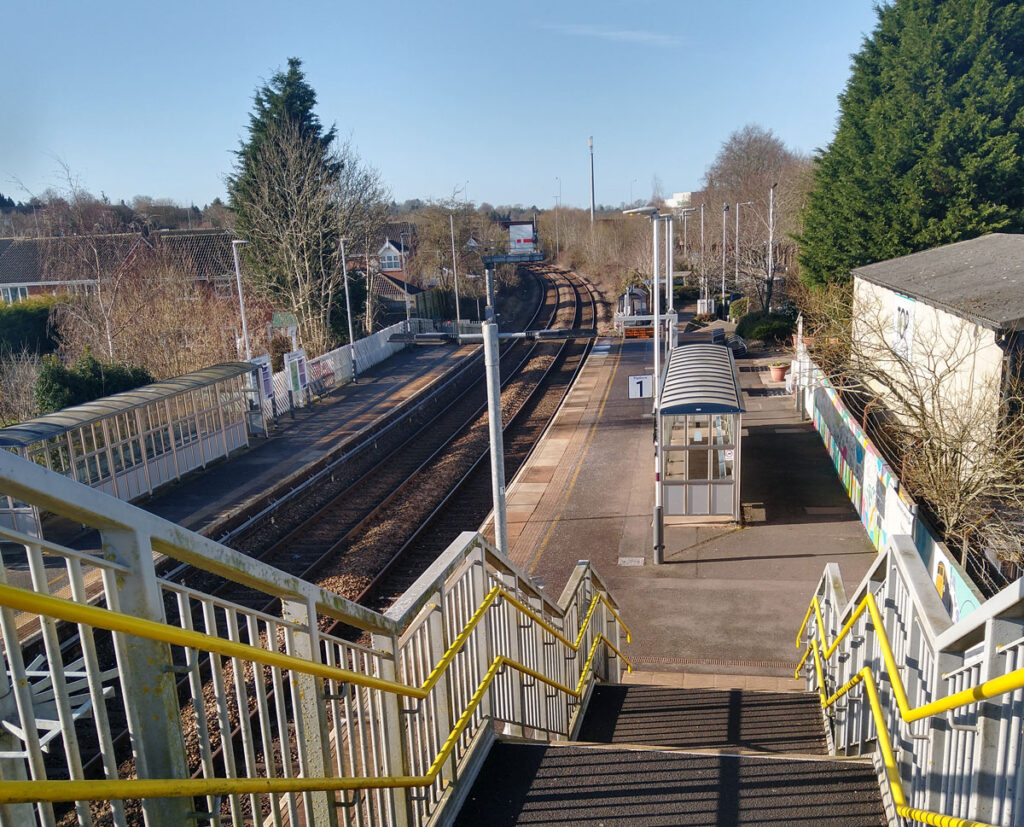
[0,296,58,355]
[34,352,154,414]
[728,297,748,322]
[736,310,796,343]
[269,335,291,372]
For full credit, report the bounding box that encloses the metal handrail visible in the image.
[797,593,1024,827]
[0,581,631,805]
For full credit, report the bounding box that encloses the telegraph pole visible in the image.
[589,136,595,226]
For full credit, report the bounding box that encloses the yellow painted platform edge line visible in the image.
[527,340,622,574]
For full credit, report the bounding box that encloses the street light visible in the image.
[230,239,251,361]
[554,176,561,258]
[721,204,729,311]
[623,205,665,564]
[734,200,755,301]
[449,213,461,335]
[400,230,411,330]
[767,183,777,312]
[339,237,358,379]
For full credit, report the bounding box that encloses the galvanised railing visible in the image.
[0,449,629,827]
[798,534,1024,827]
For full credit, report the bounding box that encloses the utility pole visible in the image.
[340,237,357,379]
[721,204,729,312]
[589,136,595,226]
[767,183,777,312]
[652,214,663,565]
[554,176,561,258]
[400,230,411,331]
[735,201,754,302]
[231,239,252,361]
[449,213,461,334]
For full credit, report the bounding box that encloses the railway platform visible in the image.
[500,333,879,685]
[42,342,478,547]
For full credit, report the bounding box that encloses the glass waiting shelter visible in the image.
[0,363,259,537]
[659,343,745,522]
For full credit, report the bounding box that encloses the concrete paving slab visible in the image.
[501,330,879,679]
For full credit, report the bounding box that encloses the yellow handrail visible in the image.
[797,592,1024,827]
[0,580,631,804]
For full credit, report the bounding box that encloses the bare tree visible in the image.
[0,350,42,425]
[694,125,813,310]
[800,283,1024,568]
[53,243,264,379]
[232,120,388,355]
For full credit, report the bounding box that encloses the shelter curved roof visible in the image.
[0,363,252,447]
[660,344,744,416]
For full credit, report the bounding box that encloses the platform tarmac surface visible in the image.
[41,343,477,546]
[502,332,878,684]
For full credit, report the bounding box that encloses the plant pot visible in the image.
[769,364,788,382]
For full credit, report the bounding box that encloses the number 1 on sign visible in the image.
[628,374,653,399]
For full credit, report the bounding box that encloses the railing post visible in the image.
[499,571,524,738]
[473,545,494,724]
[0,648,36,822]
[969,618,1018,823]
[921,651,958,813]
[427,593,457,787]
[99,526,191,825]
[371,632,412,827]
[528,591,551,737]
[281,596,338,827]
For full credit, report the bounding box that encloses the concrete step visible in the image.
[453,741,886,826]
[578,685,827,754]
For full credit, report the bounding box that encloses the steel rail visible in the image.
[72,268,556,783]
[353,270,596,609]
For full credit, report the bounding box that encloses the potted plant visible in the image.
[769,361,789,382]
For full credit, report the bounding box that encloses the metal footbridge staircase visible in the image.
[1,448,1024,825]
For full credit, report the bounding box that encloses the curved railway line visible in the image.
[57,265,598,823]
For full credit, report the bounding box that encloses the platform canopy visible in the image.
[0,363,253,447]
[660,344,744,416]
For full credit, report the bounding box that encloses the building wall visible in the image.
[852,277,1004,430]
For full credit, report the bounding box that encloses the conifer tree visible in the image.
[799,0,1024,287]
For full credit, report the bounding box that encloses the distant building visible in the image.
[665,192,692,209]
[369,271,423,315]
[851,233,1024,428]
[0,229,237,303]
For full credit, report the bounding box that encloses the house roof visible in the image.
[852,234,1024,330]
[0,230,236,287]
[660,343,745,416]
[0,363,252,447]
[371,272,423,301]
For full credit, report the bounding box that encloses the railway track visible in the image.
[63,266,596,817]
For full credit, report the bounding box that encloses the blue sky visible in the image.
[2,1,880,210]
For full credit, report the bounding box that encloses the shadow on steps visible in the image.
[577,686,827,754]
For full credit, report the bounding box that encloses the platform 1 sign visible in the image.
[628,374,653,399]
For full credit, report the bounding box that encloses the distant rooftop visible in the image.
[852,233,1024,330]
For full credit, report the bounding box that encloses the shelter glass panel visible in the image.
[713,450,735,479]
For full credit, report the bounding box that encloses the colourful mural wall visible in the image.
[803,363,981,622]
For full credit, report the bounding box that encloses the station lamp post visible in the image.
[624,205,666,564]
[339,237,358,379]
[721,204,729,312]
[734,201,755,300]
[231,239,252,361]
[449,214,461,335]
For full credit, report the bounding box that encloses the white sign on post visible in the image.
[283,349,308,393]
[628,374,654,399]
[250,354,273,399]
